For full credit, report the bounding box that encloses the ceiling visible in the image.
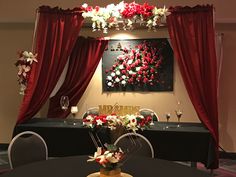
[0,0,236,23]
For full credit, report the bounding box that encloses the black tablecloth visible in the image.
[13,118,216,169]
[0,155,210,177]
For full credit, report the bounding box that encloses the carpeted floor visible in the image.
[0,150,236,176]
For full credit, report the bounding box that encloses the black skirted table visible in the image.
[13,118,216,169]
[0,155,210,177]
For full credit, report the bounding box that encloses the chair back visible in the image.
[114,132,154,158]
[8,131,48,169]
[82,107,99,118]
[139,108,159,121]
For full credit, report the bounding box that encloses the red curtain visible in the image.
[47,36,108,118]
[16,6,84,124]
[167,5,219,168]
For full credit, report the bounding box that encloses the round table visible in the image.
[0,156,210,177]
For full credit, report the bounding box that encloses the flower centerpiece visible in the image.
[15,51,37,95]
[84,113,152,176]
[83,114,152,132]
[88,144,124,177]
[81,1,170,33]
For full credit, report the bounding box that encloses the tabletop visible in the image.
[0,155,210,177]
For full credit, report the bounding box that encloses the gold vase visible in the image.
[100,168,121,177]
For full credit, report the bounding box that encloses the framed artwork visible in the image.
[102,38,173,92]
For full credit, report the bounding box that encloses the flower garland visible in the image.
[81,1,170,33]
[105,40,164,88]
[83,114,152,132]
[15,51,37,95]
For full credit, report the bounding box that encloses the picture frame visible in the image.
[102,38,173,92]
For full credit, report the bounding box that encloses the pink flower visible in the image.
[150,68,155,73]
[143,77,149,83]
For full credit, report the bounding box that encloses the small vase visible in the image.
[100,168,121,177]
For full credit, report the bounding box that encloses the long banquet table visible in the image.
[13,118,216,169]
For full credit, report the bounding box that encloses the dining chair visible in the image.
[8,131,48,169]
[114,132,154,158]
[139,108,159,121]
[82,107,99,118]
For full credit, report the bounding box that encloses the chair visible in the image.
[82,107,99,119]
[114,132,154,158]
[139,108,159,121]
[8,131,48,169]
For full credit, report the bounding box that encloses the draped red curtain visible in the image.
[16,6,84,124]
[167,5,219,168]
[47,36,108,118]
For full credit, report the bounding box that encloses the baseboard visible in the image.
[219,150,236,159]
[0,144,9,151]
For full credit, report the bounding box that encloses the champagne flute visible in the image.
[165,113,171,129]
[175,110,183,127]
[60,96,69,111]
[150,112,155,126]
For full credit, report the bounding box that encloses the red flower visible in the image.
[150,68,155,73]
[95,6,100,12]
[143,77,149,83]
[121,70,126,74]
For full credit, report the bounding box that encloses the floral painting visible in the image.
[102,38,173,92]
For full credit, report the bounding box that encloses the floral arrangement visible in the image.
[88,144,124,170]
[83,113,152,132]
[81,1,170,33]
[105,40,164,88]
[15,51,37,95]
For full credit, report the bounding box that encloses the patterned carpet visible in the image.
[0,150,236,176]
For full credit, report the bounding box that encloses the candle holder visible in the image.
[71,106,78,118]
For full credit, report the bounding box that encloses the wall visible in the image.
[77,28,199,124]
[217,24,236,152]
[0,23,34,142]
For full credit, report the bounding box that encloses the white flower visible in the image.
[111,72,115,77]
[82,3,88,9]
[106,152,119,163]
[107,75,112,80]
[87,147,102,162]
[127,59,133,65]
[129,70,133,75]
[125,114,138,131]
[121,75,126,79]
[115,78,120,82]
[136,67,140,71]
[127,19,133,27]
[116,70,121,75]
[119,65,124,70]
[107,82,113,87]
[121,80,126,85]
[96,119,104,126]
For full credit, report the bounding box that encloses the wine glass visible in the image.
[150,112,155,126]
[165,113,171,129]
[60,96,69,111]
[175,110,183,127]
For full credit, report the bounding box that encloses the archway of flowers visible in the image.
[15,2,219,169]
[81,2,169,33]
